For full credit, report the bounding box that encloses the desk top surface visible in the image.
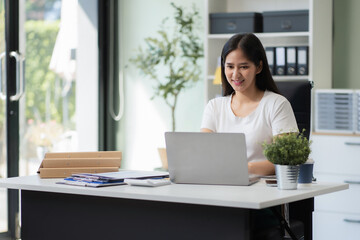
[0,175,348,209]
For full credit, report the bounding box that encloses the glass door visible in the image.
[19,0,78,177]
[0,0,8,235]
[0,0,100,237]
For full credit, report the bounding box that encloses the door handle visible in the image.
[344,180,360,184]
[344,142,360,146]
[0,52,6,100]
[9,51,25,101]
[343,218,360,224]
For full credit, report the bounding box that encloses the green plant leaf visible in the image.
[262,130,312,165]
[128,2,203,131]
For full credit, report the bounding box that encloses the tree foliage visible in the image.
[130,2,203,131]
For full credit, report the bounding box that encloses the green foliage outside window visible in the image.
[0,6,4,52]
[0,19,75,124]
[25,20,76,126]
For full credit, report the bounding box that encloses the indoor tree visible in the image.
[130,2,203,131]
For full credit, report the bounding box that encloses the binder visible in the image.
[286,47,297,75]
[297,46,309,75]
[265,47,276,75]
[275,47,286,75]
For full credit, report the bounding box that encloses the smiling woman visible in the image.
[224,48,262,97]
[201,33,298,176]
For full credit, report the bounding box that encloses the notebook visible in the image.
[165,132,259,186]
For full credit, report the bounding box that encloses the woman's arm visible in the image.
[248,133,294,176]
[248,160,275,176]
[201,128,213,133]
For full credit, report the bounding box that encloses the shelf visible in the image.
[208,32,310,39]
[207,75,309,81]
[208,32,309,47]
[273,75,309,81]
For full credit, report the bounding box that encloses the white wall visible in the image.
[333,0,360,88]
[76,0,98,151]
[117,0,205,170]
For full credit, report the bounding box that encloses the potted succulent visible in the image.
[262,130,311,189]
[129,3,203,170]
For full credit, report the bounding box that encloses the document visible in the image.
[75,170,169,180]
[56,170,169,188]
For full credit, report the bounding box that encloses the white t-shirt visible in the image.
[201,90,298,163]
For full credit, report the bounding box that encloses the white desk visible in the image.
[0,175,348,240]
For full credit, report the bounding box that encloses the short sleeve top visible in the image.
[200,90,298,162]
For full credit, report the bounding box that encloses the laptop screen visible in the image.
[165,132,254,186]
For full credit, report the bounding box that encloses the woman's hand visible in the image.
[248,160,275,176]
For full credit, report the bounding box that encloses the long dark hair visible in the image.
[220,33,279,96]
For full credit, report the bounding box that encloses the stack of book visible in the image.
[37,151,122,178]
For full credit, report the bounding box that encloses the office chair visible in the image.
[276,80,313,139]
[254,80,313,240]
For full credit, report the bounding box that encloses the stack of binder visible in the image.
[265,46,308,76]
[37,151,122,178]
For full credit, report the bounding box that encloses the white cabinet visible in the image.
[311,134,360,240]
[314,211,360,240]
[204,0,333,101]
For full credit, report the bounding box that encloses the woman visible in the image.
[201,33,298,176]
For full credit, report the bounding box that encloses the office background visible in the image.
[333,0,360,88]
[116,0,205,170]
[0,0,359,239]
[116,0,360,170]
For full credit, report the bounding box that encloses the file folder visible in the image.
[275,47,286,75]
[297,46,309,75]
[265,47,276,75]
[213,56,222,85]
[286,47,297,75]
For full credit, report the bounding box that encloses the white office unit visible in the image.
[315,89,356,134]
[311,134,360,239]
[204,0,333,102]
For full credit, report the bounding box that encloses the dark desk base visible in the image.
[21,190,252,240]
[21,190,314,240]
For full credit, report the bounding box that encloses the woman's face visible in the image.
[224,48,262,93]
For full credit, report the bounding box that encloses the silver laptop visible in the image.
[165,132,259,186]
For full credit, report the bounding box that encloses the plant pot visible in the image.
[157,148,168,170]
[275,164,300,190]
